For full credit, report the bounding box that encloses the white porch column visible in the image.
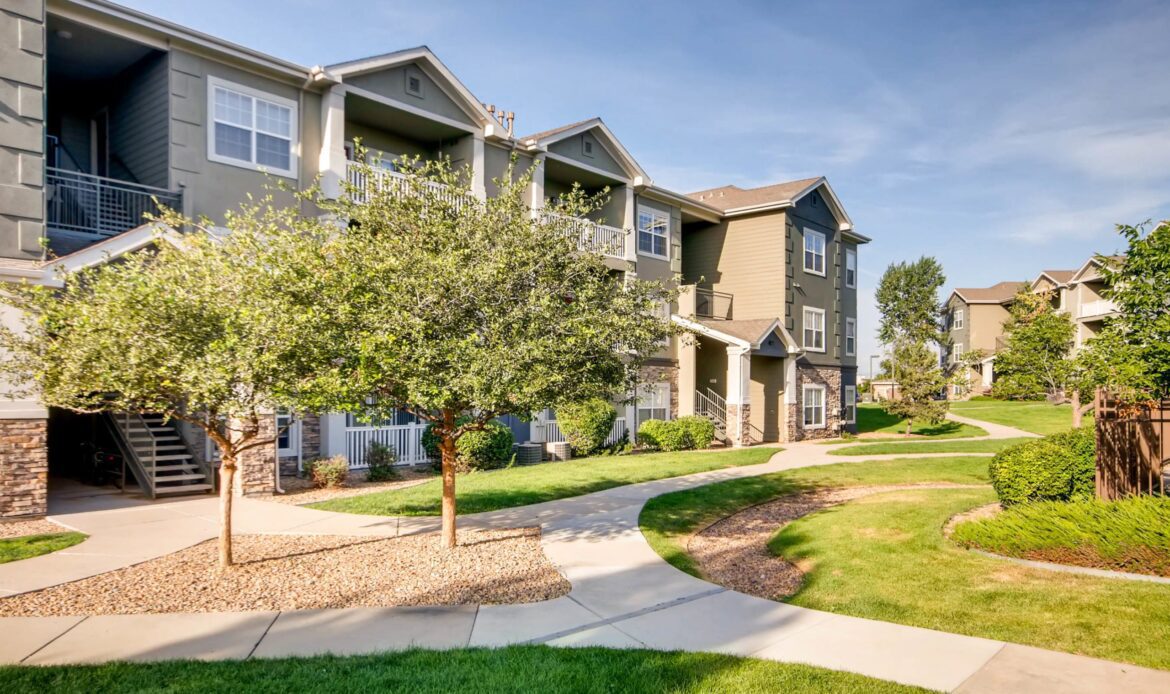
[782,357,799,443]
[319,412,348,459]
[471,134,486,200]
[726,345,752,446]
[677,287,697,417]
[318,85,347,199]
[528,152,545,212]
[623,186,637,263]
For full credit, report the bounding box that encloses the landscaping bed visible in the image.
[0,528,568,616]
[951,496,1170,577]
[270,469,434,506]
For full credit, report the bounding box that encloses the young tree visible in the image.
[875,256,946,345]
[306,154,677,548]
[1067,329,1156,427]
[884,337,949,436]
[0,208,338,570]
[1099,221,1170,396]
[992,289,1075,400]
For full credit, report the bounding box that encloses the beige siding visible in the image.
[749,355,784,442]
[682,211,785,320]
[968,304,1009,353]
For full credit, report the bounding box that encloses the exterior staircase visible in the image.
[108,413,214,498]
[695,388,728,442]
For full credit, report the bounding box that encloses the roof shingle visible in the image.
[685,178,822,212]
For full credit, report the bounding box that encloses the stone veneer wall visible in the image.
[726,403,753,446]
[236,415,276,496]
[0,418,48,517]
[791,363,843,442]
[278,414,321,476]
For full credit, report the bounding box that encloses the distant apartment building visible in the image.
[0,0,864,516]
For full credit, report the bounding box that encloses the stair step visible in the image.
[152,473,207,482]
[129,435,180,443]
[154,483,213,495]
[147,453,193,461]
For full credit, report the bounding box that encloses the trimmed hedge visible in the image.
[304,456,349,488]
[988,427,1096,505]
[637,417,715,452]
[423,419,515,472]
[675,416,717,450]
[557,399,617,456]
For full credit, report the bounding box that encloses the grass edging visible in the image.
[0,532,87,564]
[827,437,1031,457]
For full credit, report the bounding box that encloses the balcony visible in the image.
[345,161,470,211]
[541,211,627,260]
[46,167,182,239]
[695,287,734,320]
[1079,299,1118,319]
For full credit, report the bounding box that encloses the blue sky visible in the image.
[124,0,1170,368]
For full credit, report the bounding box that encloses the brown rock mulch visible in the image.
[269,469,434,505]
[0,528,569,617]
[688,484,983,601]
[0,518,71,539]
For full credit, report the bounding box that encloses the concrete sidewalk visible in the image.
[3,418,1168,692]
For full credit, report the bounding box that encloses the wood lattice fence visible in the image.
[1094,388,1169,500]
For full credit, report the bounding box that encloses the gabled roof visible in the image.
[685,177,861,238]
[671,315,801,354]
[327,46,498,134]
[950,281,1025,305]
[518,117,649,185]
[1030,269,1076,291]
[1070,255,1123,284]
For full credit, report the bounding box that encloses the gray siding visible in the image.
[633,195,681,362]
[346,65,476,127]
[548,129,626,178]
[786,191,846,370]
[483,142,534,199]
[0,0,46,259]
[109,52,169,188]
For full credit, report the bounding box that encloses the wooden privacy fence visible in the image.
[1094,389,1169,499]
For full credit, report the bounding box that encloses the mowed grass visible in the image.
[312,448,777,516]
[949,398,1086,436]
[857,403,986,439]
[828,437,1032,457]
[0,532,86,564]
[952,496,1170,576]
[0,646,925,693]
[770,488,1170,669]
[640,456,991,577]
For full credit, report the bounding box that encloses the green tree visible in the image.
[1099,221,1170,396]
[309,153,677,548]
[875,256,946,345]
[883,338,949,436]
[992,289,1075,400]
[0,212,337,570]
[1068,329,1156,427]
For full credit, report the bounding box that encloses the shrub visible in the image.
[989,427,1096,505]
[556,399,617,456]
[364,441,399,482]
[424,420,516,472]
[675,416,716,450]
[637,419,693,452]
[304,455,349,488]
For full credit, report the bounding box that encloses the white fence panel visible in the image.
[345,423,430,468]
[540,417,627,448]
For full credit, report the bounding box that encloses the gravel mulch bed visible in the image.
[0,528,568,616]
[688,484,982,600]
[0,518,70,539]
[269,469,434,505]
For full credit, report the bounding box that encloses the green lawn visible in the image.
[0,646,924,693]
[771,488,1170,670]
[0,532,86,564]
[949,399,1085,436]
[857,403,986,439]
[640,456,991,577]
[312,448,777,516]
[827,437,1032,457]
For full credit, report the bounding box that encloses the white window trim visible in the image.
[637,381,672,426]
[952,309,964,331]
[803,306,827,353]
[206,76,299,179]
[952,342,964,364]
[845,247,857,288]
[276,412,298,456]
[636,204,670,261]
[803,384,827,430]
[844,385,857,423]
[803,228,827,277]
[845,317,856,356]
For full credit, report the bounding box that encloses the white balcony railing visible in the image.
[1079,299,1118,319]
[345,161,468,210]
[542,211,627,260]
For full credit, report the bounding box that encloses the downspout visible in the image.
[273,412,285,494]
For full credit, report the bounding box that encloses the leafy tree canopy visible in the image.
[883,337,950,435]
[992,289,1075,400]
[875,256,946,345]
[1099,221,1170,396]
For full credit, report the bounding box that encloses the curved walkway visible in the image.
[3,419,1168,692]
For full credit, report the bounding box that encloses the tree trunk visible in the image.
[905,419,913,437]
[218,453,237,570]
[1071,390,1082,428]
[440,411,458,549]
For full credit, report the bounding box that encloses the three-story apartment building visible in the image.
[0,0,865,516]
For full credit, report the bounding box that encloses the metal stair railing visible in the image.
[695,389,728,441]
[107,412,158,499]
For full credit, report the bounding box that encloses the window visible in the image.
[637,382,671,426]
[803,228,826,275]
[952,343,964,364]
[582,135,595,158]
[845,248,857,288]
[276,411,297,456]
[803,307,826,352]
[208,77,297,177]
[637,205,669,259]
[803,385,826,429]
[844,386,857,423]
[405,67,424,98]
[952,309,964,330]
[845,317,856,356]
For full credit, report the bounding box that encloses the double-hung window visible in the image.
[208,77,298,178]
[952,343,964,364]
[803,228,826,275]
[845,248,857,288]
[844,386,857,423]
[276,411,297,456]
[637,206,669,259]
[845,317,856,356]
[803,385,826,429]
[803,307,826,352]
[952,309,964,330]
[637,382,671,426]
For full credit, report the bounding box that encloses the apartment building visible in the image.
[0,0,864,515]
[1032,258,1122,349]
